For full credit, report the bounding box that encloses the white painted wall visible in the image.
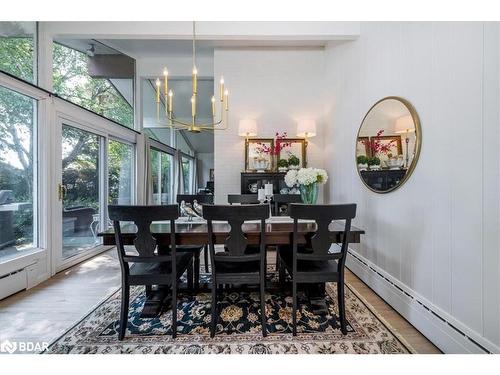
[213,48,326,203]
[324,22,500,353]
[197,152,214,188]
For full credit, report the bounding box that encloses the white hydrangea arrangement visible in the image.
[284,167,328,187]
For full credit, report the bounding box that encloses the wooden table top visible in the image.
[99,220,365,246]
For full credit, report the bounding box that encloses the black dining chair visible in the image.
[203,204,269,338]
[176,194,214,274]
[227,194,260,205]
[272,194,302,216]
[278,203,357,336]
[108,205,194,340]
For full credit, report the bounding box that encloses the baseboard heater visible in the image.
[0,268,28,300]
[346,250,494,354]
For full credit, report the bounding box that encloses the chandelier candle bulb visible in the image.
[163,68,168,96]
[211,96,216,117]
[191,95,196,118]
[219,76,225,101]
[168,90,173,113]
[192,67,198,94]
[155,78,161,103]
[224,90,229,111]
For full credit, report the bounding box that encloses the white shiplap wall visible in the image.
[213,49,326,204]
[324,22,500,353]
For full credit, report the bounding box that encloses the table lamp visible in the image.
[297,119,316,167]
[394,114,415,168]
[238,119,258,146]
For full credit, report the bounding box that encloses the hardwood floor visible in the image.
[0,250,121,353]
[345,270,441,353]
[0,249,440,354]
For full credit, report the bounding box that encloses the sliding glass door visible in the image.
[60,124,102,261]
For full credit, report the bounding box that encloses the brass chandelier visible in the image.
[155,21,229,133]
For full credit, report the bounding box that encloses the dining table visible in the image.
[98,217,365,317]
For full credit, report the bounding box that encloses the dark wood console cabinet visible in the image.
[240,172,287,194]
[360,169,407,191]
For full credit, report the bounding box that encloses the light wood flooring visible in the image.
[0,249,441,354]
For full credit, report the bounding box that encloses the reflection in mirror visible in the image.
[356,97,421,193]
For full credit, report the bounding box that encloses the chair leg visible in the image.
[275,246,280,275]
[338,281,347,335]
[194,252,200,291]
[145,285,152,298]
[278,258,285,289]
[260,274,267,337]
[204,244,209,273]
[119,282,130,341]
[292,280,297,336]
[210,280,217,338]
[172,280,178,339]
[187,259,194,290]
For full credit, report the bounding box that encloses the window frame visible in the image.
[51,40,136,130]
[149,138,175,205]
[0,21,38,85]
[107,137,136,207]
[180,151,195,194]
[0,71,47,278]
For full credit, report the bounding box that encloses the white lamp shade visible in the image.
[238,119,258,137]
[394,115,415,134]
[297,119,317,138]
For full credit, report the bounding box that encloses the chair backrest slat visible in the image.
[228,194,260,205]
[289,203,356,265]
[203,204,268,264]
[108,205,179,267]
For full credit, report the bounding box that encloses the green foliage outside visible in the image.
[0,36,135,248]
[53,43,133,128]
[151,149,172,204]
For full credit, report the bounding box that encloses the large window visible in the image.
[181,156,193,194]
[108,140,134,205]
[0,22,36,83]
[142,79,172,146]
[151,148,173,204]
[53,41,134,128]
[0,85,37,262]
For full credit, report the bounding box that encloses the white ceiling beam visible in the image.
[40,21,360,41]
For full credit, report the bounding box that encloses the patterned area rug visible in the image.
[44,275,414,354]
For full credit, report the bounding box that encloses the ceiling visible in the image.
[53,38,121,55]
[100,39,325,59]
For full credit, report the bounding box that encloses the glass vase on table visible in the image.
[299,182,319,204]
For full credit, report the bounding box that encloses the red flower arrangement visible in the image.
[256,132,290,155]
[362,129,395,156]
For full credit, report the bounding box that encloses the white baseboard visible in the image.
[346,250,498,354]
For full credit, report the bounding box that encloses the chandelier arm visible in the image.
[166,112,225,127]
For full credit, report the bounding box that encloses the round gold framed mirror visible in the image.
[355,96,421,193]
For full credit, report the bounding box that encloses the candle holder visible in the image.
[265,193,273,218]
